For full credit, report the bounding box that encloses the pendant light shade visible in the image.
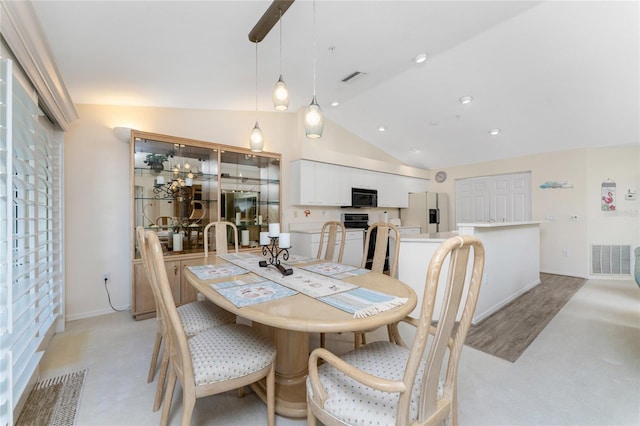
[272,8,289,111]
[250,41,264,152]
[304,95,323,138]
[305,0,323,139]
[250,122,264,152]
[273,75,289,111]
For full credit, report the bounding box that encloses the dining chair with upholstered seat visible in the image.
[136,227,236,412]
[307,235,485,426]
[203,221,239,256]
[354,222,401,348]
[145,230,276,426]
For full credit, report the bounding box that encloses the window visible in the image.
[0,57,63,426]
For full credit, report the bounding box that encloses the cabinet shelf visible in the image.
[134,196,217,202]
[134,167,217,181]
[220,174,280,185]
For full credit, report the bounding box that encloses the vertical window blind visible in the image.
[0,58,63,426]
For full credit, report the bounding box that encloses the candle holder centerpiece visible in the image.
[259,223,293,276]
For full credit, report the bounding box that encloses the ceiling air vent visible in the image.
[341,71,367,83]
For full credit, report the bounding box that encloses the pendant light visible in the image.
[250,41,264,152]
[272,8,289,111]
[304,0,323,139]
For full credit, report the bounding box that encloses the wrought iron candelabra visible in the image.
[259,236,293,276]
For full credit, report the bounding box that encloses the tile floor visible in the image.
[36,278,639,425]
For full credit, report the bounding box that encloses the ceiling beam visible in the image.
[248,0,295,43]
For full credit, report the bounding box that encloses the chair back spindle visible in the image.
[317,221,346,263]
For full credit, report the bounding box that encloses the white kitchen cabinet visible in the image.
[290,229,364,267]
[338,166,352,206]
[291,160,340,206]
[290,159,429,208]
[314,162,341,205]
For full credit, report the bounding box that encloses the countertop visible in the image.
[289,227,364,235]
[457,221,544,228]
[395,231,459,242]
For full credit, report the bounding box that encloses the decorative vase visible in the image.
[150,162,164,174]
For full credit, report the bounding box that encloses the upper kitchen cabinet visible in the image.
[290,159,427,208]
[290,159,342,206]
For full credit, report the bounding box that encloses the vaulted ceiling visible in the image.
[32,0,639,170]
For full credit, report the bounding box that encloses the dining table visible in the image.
[184,253,417,418]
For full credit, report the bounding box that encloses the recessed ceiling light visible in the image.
[413,53,428,64]
[331,100,340,107]
[430,120,439,126]
[489,128,501,136]
[377,125,387,132]
[409,147,420,153]
[460,96,473,104]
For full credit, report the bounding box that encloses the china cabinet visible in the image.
[130,130,281,319]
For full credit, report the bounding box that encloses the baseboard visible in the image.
[66,305,131,321]
[472,278,541,325]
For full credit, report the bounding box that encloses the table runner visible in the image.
[218,253,357,297]
[215,252,408,317]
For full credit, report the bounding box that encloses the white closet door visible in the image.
[456,172,531,224]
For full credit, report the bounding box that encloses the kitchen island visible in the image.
[394,222,543,325]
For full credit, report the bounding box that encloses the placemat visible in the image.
[187,263,248,280]
[211,275,297,308]
[320,287,409,318]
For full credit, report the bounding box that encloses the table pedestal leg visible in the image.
[251,325,310,418]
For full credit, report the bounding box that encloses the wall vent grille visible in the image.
[591,245,631,275]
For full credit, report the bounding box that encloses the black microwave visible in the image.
[351,187,378,208]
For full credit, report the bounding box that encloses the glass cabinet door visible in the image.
[132,131,280,258]
[133,135,219,257]
[219,152,280,248]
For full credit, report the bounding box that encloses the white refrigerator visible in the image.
[400,192,449,233]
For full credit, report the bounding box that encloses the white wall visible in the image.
[64,104,639,320]
[64,104,418,319]
[429,145,639,278]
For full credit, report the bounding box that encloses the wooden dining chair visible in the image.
[317,221,347,262]
[361,222,400,277]
[354,222,401,348]
[318,222,348,348]
[136,227,236,412]
[145,230,276,426]
[203,221,239,257]
[187,200,207,245]
[307,235,485,426]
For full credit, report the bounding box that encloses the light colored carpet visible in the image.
[465,273,586,362]
[16,370,87,426]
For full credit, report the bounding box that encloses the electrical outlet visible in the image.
[561,249,569,257]
[103,272,111,282]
